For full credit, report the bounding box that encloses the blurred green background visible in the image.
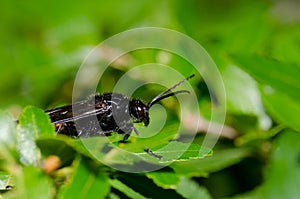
[1,0,298,111]
[1,0,300,198]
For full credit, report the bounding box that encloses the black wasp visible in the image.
[46,74,195,142]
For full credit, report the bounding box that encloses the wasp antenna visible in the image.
[148,74,195,108]
[148,90,190,107]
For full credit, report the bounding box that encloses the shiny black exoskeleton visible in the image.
[46,74,194,142]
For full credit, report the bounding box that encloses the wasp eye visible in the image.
[137,106,144,117]
[130,100,148,124]
[133,105,144,120]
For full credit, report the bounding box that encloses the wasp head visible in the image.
[129,74,195,128]
[129,99,150,126]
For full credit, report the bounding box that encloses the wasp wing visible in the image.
[46,95,111,125]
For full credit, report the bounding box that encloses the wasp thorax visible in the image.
[129,99,149,126]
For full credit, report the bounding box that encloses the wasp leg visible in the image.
[117,123,133,143]
[55,122,65,134]
[144,147,163,160]
[133,126,140,136]
[121,134,130,143]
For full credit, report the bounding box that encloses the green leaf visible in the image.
[0,111,17,147]
[109,179,147,199]
[235,125,284,146]
[36,137,77,166]
[0,111,18,169]
[77,125,191,166]
[0,171,12,191]
[100,147,140,166]
[121,123,180,152]
[146,172,180,189]
[74,137,113,161]
[176,176,212,199]
[231,54,300,102]
[262,88,300,132]
[138,141,212,163]
[107,192,121,199]
[146,172,212,199]
[171,148,249,177]
[18,106,55,137]
[68,136,139,166]
[235,130,300,199]
[58,158,110,199]
[17,106,55,165]
[100,141,212,167]
[221,65,270,129]
[270,26,300,65]
[231,55,300,133]
[21,166,55,199]
[5,166,55,199]
[259,130,300,198]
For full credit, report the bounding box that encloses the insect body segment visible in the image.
[47,93,133,140]
[129,99,149,126]
[46,74,195,141]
